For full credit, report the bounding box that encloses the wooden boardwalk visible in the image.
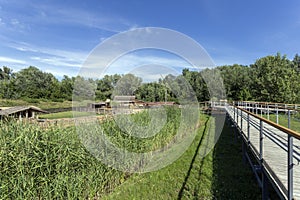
[226,105,300,199]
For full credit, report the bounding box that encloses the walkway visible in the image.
[226,105,300,200]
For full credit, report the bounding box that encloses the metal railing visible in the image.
[226,104,300,200]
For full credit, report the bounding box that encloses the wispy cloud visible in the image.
[0,1,137,34]
[79,52,198,80]
[8,42,88,68]
[0,56,26,64]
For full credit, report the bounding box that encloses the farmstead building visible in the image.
[0,106,48,120]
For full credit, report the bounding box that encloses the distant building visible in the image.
[0,106,48,120]
[87,102,107,109]
[112,96,136,108]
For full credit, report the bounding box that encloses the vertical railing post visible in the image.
[233,106,236,122]
[233,106,235,122]
[276,104,279,124]
[267,105,269,120]
[288,109,293,200]
[241,108,243,131]
[256,104,258,115]
[259,119,269,199]
[247,112,250,144]
[259,119,263,168]
[288,110,291,130]
[237,107,239,127]
[288,135,293,200]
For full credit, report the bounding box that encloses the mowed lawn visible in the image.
[39,111,93,119]
[262,113,300,133]
[103,114,261,199]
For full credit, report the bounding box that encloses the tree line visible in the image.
[1,53,300,104]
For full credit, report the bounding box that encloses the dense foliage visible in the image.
[1,53,300,103]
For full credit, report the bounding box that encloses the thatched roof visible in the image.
[0,106,48,116]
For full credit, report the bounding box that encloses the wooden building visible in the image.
[0,106,48,120]
[112,96,136,108]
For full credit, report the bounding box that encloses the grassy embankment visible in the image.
[0,107,260,199]
[103,114,261,199]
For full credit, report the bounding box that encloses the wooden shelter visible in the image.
[0,106,48,120]
[112,96,136,108]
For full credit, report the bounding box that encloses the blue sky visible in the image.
[1,0,300,79]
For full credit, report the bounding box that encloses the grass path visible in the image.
[103,114,261,199]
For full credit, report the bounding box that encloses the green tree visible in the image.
[0,66,15,98]
[218,64,252,101]
[113,74,142,96]
[251,53,299,103]
[96,74,121,100]
[59,75,74,100]
[13,66,59,99]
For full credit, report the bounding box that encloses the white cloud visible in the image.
[0,56,26,64]
[27,3,136,33]
[9,42,88,68]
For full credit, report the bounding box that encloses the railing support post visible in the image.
[288,134,293,200]
[237,107,239,127]
[259,119,263,168]
[276,104,279,124]
[267,105,269,120]
[288,110,291,129]
[234,106,236,122]
[256,104,258,115]
[241,109,243,131]
[247,113,250,144]
[259,120,269,200]
[287,110,293,199]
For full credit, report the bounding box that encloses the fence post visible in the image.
[259,119,269,199]
[259,119,263,172]
[267,105,269,120]
[276,104,279,124]
[247,113,250,144]
[288,110,291,129]
[288,133,294,200]
[256,104,258,115]
[233,106,235,122]
[241,109,243,131]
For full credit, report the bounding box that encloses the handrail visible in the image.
[239,100,300,107]
[235,101,300,112]
[234,105,300,140]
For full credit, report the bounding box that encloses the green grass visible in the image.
[0,122,125,199]
[0,107,185,199]
[0,108,261,199]
[262,113,300,133]
[102,114,261,199]
[39,111,93,119]
[0,98,72,109]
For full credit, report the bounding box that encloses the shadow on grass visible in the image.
[212,114,261,199]
[177,118,210,199]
